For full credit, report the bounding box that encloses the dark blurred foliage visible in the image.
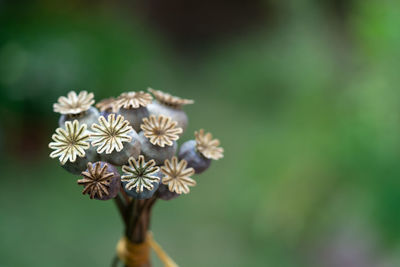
[133,0,271,49]
[1,0,400,266]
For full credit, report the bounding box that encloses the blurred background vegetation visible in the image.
[1,0,400,266]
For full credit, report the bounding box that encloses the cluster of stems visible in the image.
[113,189,158,267]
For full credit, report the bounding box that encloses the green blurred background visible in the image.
[1,0,400,266]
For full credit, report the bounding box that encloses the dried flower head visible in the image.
[161,157,196,194]
[116,91,153,109]
[77,162,114,199]
[195,129,224,160]
[141,115,182,147]
[49,120,90,164]
[121,155,160,193]
[91,114,133,154]
[96,97,119,113]
[148,88,194,108]
[53,91,95,115]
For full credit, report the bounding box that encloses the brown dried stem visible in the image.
[114,194,128,225]
[120,187,131,204]
[113,193,158,267]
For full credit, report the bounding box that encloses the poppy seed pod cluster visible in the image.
[48,89,224,267]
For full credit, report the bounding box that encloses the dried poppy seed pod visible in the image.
[99,110,113,118]
[102,131,141,166]
[138,115,182,165]
[122,173,162,199]
[121,156,162,199]
[160,156,196,194]
[54,91,100,128]
[194,129,224,159]
[77,162,121,200]
[158,156,196,200]
[178,140,211,174]
[178,130,224,174]
[118,107,149,133]
[157,183,180,201]
[147,103,187,133]
[62,146,100,175]
[91,114,141,166]
[115,91,153,132]
[96,97,119,118]
[138,132,177,165]
[147,88,194,134]
[58,106,100,129]
[49,120,94,175]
